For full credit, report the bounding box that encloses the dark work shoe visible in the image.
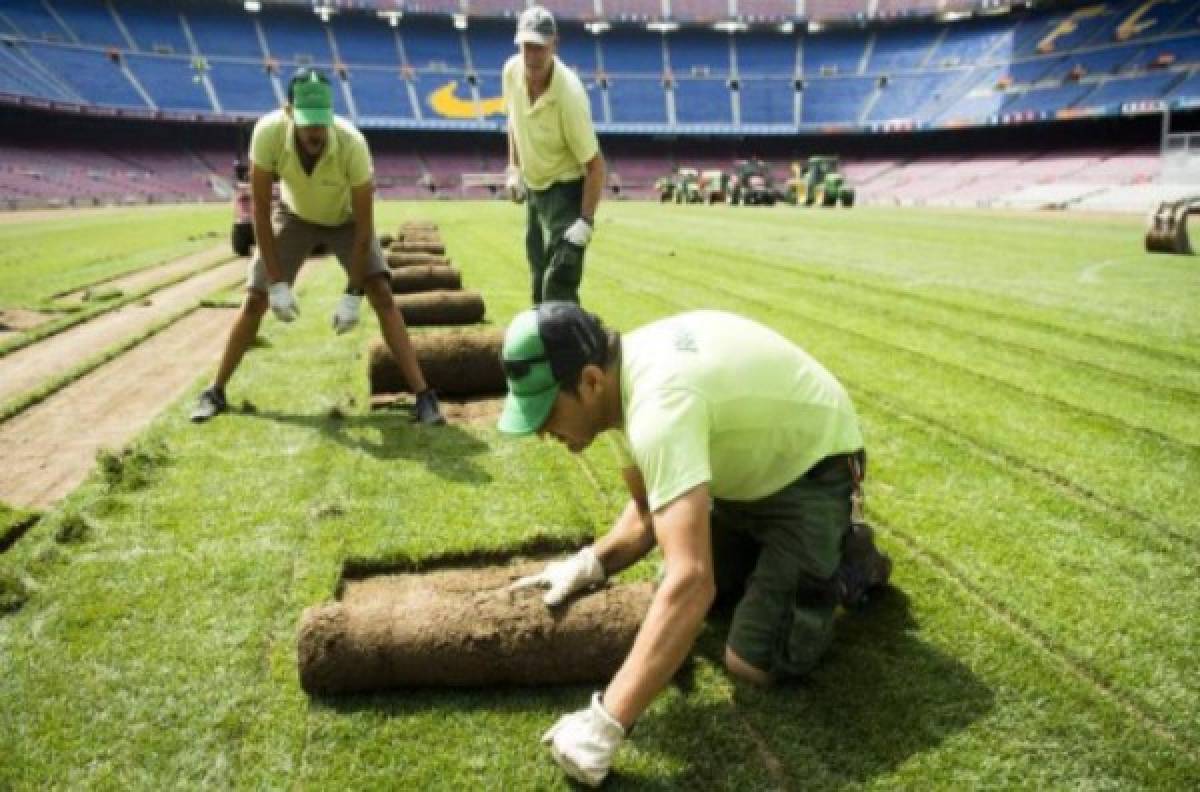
[190,386,227,423]
[833,521,892,608]
[414,388,446,426]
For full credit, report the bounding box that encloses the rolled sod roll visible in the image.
[396,290,485,326]
[378,234,394,249]
[297,581,655,693]
[386,251,452,268]
[368,330,504,396]
[400,221,438,232]
[397,241,446,255]
[390,265,462,294]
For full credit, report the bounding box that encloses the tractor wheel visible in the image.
[231,223,254,257]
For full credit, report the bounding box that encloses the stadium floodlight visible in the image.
[314,4,334,22]
[778,21,795,34]
[585,21,611,35]
[647,21,679,33]
[243,1,261,12]
[713,21,747,33]
[938,10,972,21]
[453,13,468,30]
[807,21,823,33]
[376,10,402,26]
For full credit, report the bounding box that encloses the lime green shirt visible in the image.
[611,311,863,512]
[249,109,373,227]
[502,55,599,191]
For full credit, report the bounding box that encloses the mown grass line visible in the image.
[0,296,236,425]
[710,241,1200,375]
[642,207,1200,368]
[876,518,1192,755]
[853,383,1198,554]
[605,233,1200,454]
[708,244,1200,404]
[0,250,236,360]
[591,236,1200,531]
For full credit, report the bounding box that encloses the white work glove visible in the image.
[268,281,299,322]
[508,546,604,606]
[542,693,625,787]
[563,217,593,248]
[331,292,361,335]
[505,163,526,203]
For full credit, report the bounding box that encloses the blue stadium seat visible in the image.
[116,0,191,55]
[601,30,664,75]
[348,67,413,120]
[330,14,400,67]
[608,77,666,122]
[206,60,278,115]
[674,78,731,123]
[52,0,128,48]
[867,27,941,73]
[1168,69,1200,100]
[1126,34,1200,68]
[2,0,71,42]
[803,31,867,76]
[739,78,793,124]
[801,76,874,122]
[125,53,211,111]
[1083,72,1179,107]
[183,3,263,59]
[867,73,955,122]
[669,31,729,74]
[735,32,797,77]
[25,42,146,107]
[1000,82,1092,115]
[260,7,333,65]
[467,18,512,72]
[400,17,465,71]
[930,17,1012,68]
[0,42,78,101]
[558,28,598,74]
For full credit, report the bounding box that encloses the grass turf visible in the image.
[0,202,1197,788]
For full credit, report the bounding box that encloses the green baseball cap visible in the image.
[497,302,607,435]
[288,69,333,127]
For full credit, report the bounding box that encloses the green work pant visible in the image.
[712,453,859,677]
[526,178,585,305]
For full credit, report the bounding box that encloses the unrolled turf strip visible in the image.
[368,329,504,396]
[297,568,654,693]
[393,241,445,255]
[386,251,452,268]
[389,265,462,293]
[395,290,485,326]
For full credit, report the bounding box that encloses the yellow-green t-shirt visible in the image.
[249,109,373,226]
[502,54,599,191]
[611,311,864,512]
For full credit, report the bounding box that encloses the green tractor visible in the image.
[655,175,676,203]
[700,169,729,204]
[728,159,778,206]
[673,167,703,204]
[796,156,855,208]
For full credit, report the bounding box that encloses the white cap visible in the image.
[514,5,556,46]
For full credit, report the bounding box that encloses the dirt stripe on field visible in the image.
[0,256,244,406]
[0,308,234,509]
[54,246,234,304]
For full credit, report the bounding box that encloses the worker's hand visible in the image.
[563,217,593,248]
[331,292,361,335]
[542,693,625,787]
[508,546,604,606]
[505,164,525,204]
[268,281,299,322]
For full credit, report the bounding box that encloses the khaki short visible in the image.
[248,206,387,292]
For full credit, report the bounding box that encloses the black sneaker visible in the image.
[414,388,446,426]
[833,521,892,608]
[191,386,227,423]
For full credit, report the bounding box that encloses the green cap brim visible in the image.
[293,107,333,127]
[497,383,558,435]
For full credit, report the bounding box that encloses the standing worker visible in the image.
[499,303,892,786]
[191,68,444,425]
[502,5,606,305]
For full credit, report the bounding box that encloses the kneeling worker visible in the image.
[499,303,891,785]
[192,68,443,425]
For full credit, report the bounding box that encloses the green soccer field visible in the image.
[1,201,1197,789]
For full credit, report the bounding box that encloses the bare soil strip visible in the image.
[0,308,54,335]
[0,257,243,407]
[0,308,233,508]
[53,246,233,304]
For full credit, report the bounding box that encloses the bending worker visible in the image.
[192,68,443,425]
[502,5,606,305]
[499,302,892,786]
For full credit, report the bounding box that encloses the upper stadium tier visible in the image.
[0,0,1195,134]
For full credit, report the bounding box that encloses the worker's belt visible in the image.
[803,450,866,483]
